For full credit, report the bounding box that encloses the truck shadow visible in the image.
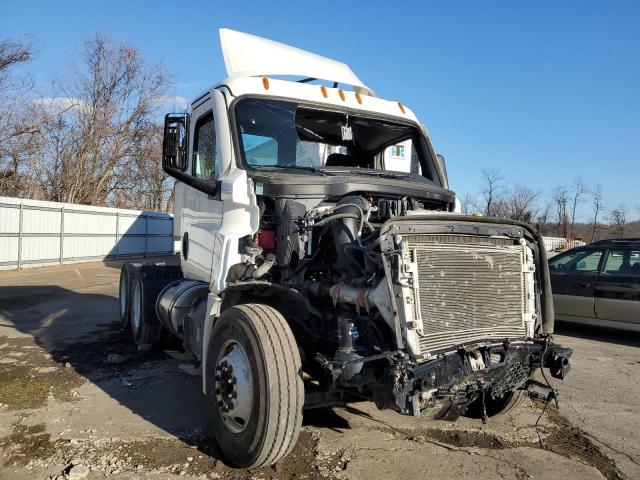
[0,284,354,469]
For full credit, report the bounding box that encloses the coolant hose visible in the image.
[252,253,276,279]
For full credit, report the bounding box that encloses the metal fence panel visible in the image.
[0,196,174,270]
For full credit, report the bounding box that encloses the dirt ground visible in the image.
[0,259,638,480]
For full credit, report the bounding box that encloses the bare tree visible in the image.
[608,205,627,237]
[552,185,569,238]
[0,39,31,75]
[479,168,504,217]
[503,185,539,223]
[36,34,170,207]
[0,37,38,196]
[589,184,604,242]
[569,177,586,238]
[534,201,551,235]
[460,193,476,215]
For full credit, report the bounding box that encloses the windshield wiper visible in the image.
[256,165,332,176]
[326,169,411,180]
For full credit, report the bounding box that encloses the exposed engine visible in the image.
[222,193,571,417]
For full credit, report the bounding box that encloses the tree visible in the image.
[460,193,477,215]
[569,177,586,238]
[0,37,39,196]
[589,184,604,242]
[0,39,31,74]
[503,185,540,223]
[479,168,504,217]
[37,34,171,208]
[552,185,569,238]
[608,205,627,237]
[534,201,551,235]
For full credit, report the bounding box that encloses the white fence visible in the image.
[541,236,585,252]
[0,197,173,270]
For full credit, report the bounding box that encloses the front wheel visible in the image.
[205,304,304,468]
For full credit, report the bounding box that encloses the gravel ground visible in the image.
[0,259,638,480]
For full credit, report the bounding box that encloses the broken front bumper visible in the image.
[390,337,572,417]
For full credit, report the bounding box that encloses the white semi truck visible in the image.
[119,29,572,468]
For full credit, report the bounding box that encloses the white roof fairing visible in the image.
[219,28,375,96]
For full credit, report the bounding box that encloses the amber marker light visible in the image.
[320,85,328,98]
[262,76,270,90]
[355,92,363,104]
[398,102,406,114]
[338,89,346,101]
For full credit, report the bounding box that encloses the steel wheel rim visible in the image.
[214,340,254,433]
[131,281,141,333]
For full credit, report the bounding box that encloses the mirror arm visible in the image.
[163,164,220,198]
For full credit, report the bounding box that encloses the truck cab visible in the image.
[119,29,572,468]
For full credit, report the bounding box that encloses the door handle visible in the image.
[576,282,591,288]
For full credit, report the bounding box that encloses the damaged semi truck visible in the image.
[118,29,572,468]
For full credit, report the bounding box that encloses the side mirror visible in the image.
[436,153,449,189]
[163,113,189,172]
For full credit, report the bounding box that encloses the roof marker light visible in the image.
[338,89,346,101]
[398,102,406,114]
[355,92,362,104]
[320,85,328,98]
[262,76,270,90]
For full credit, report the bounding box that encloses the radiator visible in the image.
[405,235,528,353]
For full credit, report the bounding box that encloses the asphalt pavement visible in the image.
[0,260,637,480]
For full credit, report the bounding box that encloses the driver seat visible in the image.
[325,153,358,167]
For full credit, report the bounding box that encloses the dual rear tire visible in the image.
[118,263,162,347]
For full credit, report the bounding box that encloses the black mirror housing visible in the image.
[436,153,449,189]
[163,113,190,172]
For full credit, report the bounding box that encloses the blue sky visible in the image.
[2,0,639,220]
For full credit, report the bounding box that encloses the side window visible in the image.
[192,112,216,180]
[383,140,422,175]
[549,249,603,273]
[603,249,640,275]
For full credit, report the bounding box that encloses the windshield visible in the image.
[234,98,438,182]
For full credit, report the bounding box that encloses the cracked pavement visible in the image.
[0,259,638,479]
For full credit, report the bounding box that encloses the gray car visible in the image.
[549,239,640,331]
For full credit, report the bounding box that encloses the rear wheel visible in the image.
[130,274,163,348]
[119,264,135,328]
[205,304,303,468]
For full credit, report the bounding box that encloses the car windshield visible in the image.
[234,98,438,183]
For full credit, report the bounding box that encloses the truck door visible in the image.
[179,96,223,282]
[549,248,603,319]
[595,248,640,324]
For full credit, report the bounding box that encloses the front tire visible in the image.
[205,304,304,468]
